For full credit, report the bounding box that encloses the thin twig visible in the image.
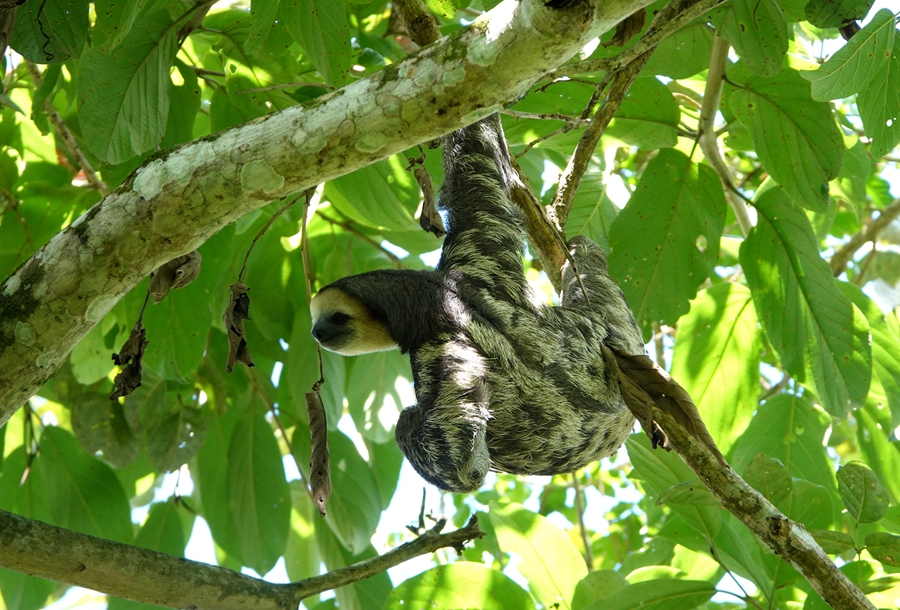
[316,212,404,266]
[301,190,326,385]
[830,198,900,276]
[237,195,302,283]
[237,82,336,95]
[25,61,109,197]
[500,109,590,126]
[571,471,594,571]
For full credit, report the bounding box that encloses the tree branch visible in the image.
[0,0,654,424]
[830,198,900,276]
[653,409,875,610]
[0,508,483,610]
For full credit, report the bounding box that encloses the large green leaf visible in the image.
[78,12,177,163]
[326,156,419,231]
[713,0,788,77]
[865,532,900,567]
[644,23,714,80]
[346,350,414,443]
[565,173,618,251]
[730,68,843,211]
[801,10,895,101]
[740,188,871,415]
[859,39,900,159]
[10,0,88,63]
[856,408,900,504]
[227,400,291,574]
[142,278,213,381]
[731,394,834,486]
[283,0,352,86]
[384,562,536,610]
[36,426,133,544]
[583,579,716,610]
[93,0,153,49]
[805,0,876,27]
[837,461,889,523]
[609,149,726,332]
[314,525,391,610]
[670,283,760,454]
[606,77,680,149]
[70,393,142,469]
[284,482,322,581]
[489,502,588,610]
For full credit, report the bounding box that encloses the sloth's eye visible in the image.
[331,312,351,325]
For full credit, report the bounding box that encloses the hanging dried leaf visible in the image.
[414,165,444,237]
[602,7,646,48]
[149,250,203,303]
[110,325,148,400]
[224,281,255,372]
[306,390,331,517]
[606,345,727,465]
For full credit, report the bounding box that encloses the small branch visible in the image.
[652,409,875,610]
[571,471,594,571]
[237,196,300,283]
[500,109,590,126]
[548,50,653,229]
[25,61,108,197]
[830,198,900,276]
[696,36,752,237]
[391,0,442,48]
[0,508,483,610]
[237,82,336,95]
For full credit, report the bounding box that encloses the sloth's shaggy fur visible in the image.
[311,115,644,492]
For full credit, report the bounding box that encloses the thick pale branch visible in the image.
[0,0,652,424]
[0,508,483,610]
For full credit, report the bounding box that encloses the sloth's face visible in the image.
[310,287,397,355]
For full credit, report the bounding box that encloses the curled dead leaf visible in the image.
[414,165,444,237]
[149,250,203,303]
[110,325,148,400]
[224,281,255,372]
[306,390,331,517]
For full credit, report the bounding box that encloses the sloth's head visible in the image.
[310,286,398,355]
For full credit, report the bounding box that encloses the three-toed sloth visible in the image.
[311,114,644,493]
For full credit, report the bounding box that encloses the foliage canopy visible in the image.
[1,0,900,608]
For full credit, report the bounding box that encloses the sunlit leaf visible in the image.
[837,461,890,523]
[859,39,900,159]
[384,562,536,610]
[583,578,715,610]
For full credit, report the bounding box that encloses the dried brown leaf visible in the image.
[306,390,331,517]
[224,281,255,372]
[149,251,203,303]
[414,165,444,237]
[602,8,647,48]
[110,326,148,400]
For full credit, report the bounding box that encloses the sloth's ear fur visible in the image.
[310,287,397,356]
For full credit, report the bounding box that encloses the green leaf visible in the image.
[857,407,900,504]
[489,502,588,610]
[657,481,720,506]
[730,67,843,211]
[0,569,55,610]
[583,579,716,610]
[70,322,115,384]
[606,78,680,149]
[227,400,291,573]
[322,431,383,553]
[142,282,213,381]
[730,394,833,486]
[566,173,618,251]
[571,571,627,609]
[346,350,414,443]
[145,399,210,473]
[801,9,895,100]
[670,283,760,454]
[93,0,152,49]
[283,0,352,86]
[10,0,88,63]
[805,0,876,28]
[743,455,792,510]
[78,13,177,163]
[837,461,890,523]
[811,529,857,554]
[160,60,202,149]
[714,0,788,77]
[644,23,714,79]
[326,156,419,231]
[609,149,726,332]
[384,562,536,610]
[740,188,871,415]
[71,393,142,469]
[314,525,391,610]
[859,39,900,159]
[789,479,834,530]
[285,482,321,581]
[36,426,133,543]
[865,532,900,566]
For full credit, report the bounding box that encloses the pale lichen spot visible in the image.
[293,129,327,154]
[3,274,20,295]
[15,322,35,346]
[356,132,388,153]
[241,160,285,194]
[36,351,60,369]
[442,65,467,88]
[133,160,166,199]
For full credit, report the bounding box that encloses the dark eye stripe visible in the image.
[331,312,350,324]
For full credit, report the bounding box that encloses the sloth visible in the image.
[310,114,644,493]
